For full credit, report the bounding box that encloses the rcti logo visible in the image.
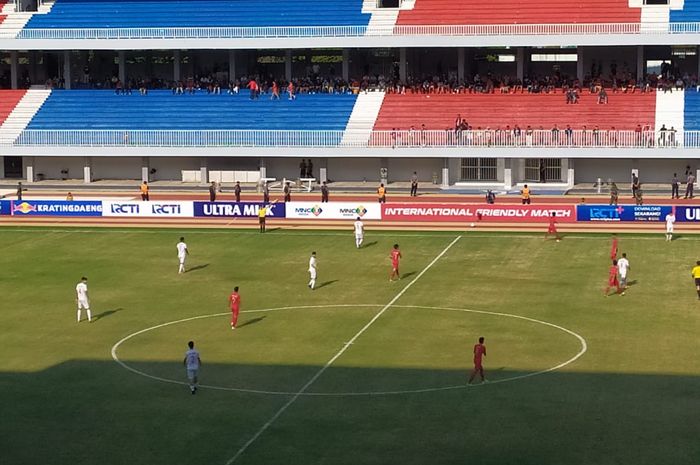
[13,202,37,214]
[311,205,323,216]
[590,206,624,220]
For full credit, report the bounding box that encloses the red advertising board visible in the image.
[381,204,577,222]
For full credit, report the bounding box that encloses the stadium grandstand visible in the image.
[0,0,699,189]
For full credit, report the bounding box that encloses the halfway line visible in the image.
[224,235,463,465]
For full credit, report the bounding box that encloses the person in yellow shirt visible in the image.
[258,205,267,233]
[140,181,150,201]
[65,192,74,201]
[377,183,386,203]
[692,261,700,299]
[521,184,531,205]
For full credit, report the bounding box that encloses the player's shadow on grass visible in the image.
[316,280,338,290]
[401,271,417,280]
[187,264,209,273]
[361,241,378,248]
[626,279,638,287]
[93,307,124,322]
[237,316,266,328]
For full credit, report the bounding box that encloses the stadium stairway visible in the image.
[362,0,399,34]
[0,1,53,37]
[396,0,642,25]
[0,90,28,140]
[373,92,658,130]
[0,89,50,144]
[655,90,684,134]
[340,91,386,146]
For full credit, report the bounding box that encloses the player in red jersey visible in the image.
[604,260,622,296]
[610,234,618,260]
[389,244,402,282]
[468,336,487,384]
[544,211,561,242]
[229,286,241,329]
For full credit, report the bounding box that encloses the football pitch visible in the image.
[1,227,699,465]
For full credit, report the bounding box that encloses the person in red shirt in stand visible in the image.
[604,260,622,297]
[389,243,402,282]
[544,211,561,242]
[610,234,618,260]
[468,336,487,384]
[247,78,258,100]
[287,81,296,100]
[228,286,241,329]
[271,80,280,100]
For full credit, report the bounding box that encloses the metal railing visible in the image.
[8,129,696,149]
[4,21,700,40]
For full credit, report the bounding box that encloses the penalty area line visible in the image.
[224,235,462,465]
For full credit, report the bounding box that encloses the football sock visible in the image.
[86,309,92,321]
[309,279,316,289]
[77,309,81,322]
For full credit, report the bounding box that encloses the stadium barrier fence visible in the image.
[6,22,700,40]
[7,129,691,149]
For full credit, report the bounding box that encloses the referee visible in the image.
[692,261,700,300]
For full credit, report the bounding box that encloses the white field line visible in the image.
[224,235,462,465]
[110,304,587,397]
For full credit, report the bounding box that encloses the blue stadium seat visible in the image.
[23,90,357,146]
[25,0,370,28]
[670,2,700,23]
[684,90,700,131]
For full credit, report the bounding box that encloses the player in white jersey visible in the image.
[75,276,92,323]
[353,217,364,248]
[183,340,201,394]
[617,253,630,294]
[176,237,189,273]
[665,211,676,241]
[308,251,317,290]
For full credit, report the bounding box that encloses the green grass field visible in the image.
[1,227,699,465]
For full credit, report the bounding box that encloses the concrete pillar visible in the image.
[285,50,292,82]
[0,157,4,179]
[516,48,525,81]
[319,158,328,183]
[457,48,465,82]
[576,47,584,82]
[399,48,407,82]
[342,49,350,82]
[118,51,126,84]
[199,158,208,184]
[83,157,92,184]
[441,158,449,188]
[25,157,35,183]
[637,45,644,80]
[259,158,267,184]
[174,50,181,82]
[141,157,150,182]
[228,50,236,82]
[10,51,18,89]
[380,157,389,184]
[63,51,72,89]
[503,158,512,189]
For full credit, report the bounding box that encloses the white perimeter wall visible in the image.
[92,157,141,180]
[575,158,698,183]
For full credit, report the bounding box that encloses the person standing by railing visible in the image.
[609,182,619,206]
[685,172,695,199]
[672,173,680,199]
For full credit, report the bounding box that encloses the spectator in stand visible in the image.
[283,182,291,202]
[139,81,148,95]
[306,159,313,179]
[598,87,608,104]
[271,81,280,100]
[234,181,241,202]
[420,124,427,147]
[299,159,307,179]
[247,78,259,100]
[672,173,680,199]
[321,181,329,203]
[685,172,695,199]
[659,124,668,147]
[539,160,547,183]
[287,81,296,100]
[209,182,217,202]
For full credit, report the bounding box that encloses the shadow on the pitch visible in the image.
[401,271,417,280]
[316,280,338,290]
[361,241,378,249]
[264,227,282,233]
[626,279,638,287]
[187,264,210,273]
[237,316,266,328]
[92,307,124,322]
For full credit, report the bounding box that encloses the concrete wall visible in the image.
[92,157,141,180]
[575,158,698,183]
[33,157,85,180]
[387,157,443,184]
